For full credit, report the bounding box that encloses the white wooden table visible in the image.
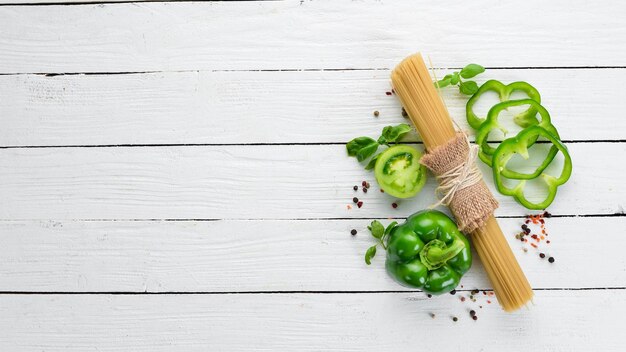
[1,0,625,350]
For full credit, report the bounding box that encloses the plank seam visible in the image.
[0,67,625,77]
[0,287,623,295]
[0,213,623,222]
[2,140,625,149]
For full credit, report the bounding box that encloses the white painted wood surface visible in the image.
[0,0,624,351]
[1,69,624,146]
[0,143,622,219]
[0,217,623,292]
[0,0,625,73]
[1,291,624,351]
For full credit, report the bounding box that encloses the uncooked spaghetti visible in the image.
[391,53,533,311]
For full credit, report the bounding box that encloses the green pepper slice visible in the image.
[476,99,560,179]
[492,126,572,210]
[385,210,472,294]
[466,80,541,129]
[374,145,427,198]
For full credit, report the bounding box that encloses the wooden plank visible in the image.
[1,69,623,146]
[0,291,622,351]
[0,217,622,292]
[0,1,624,73]
[0,143,621,219]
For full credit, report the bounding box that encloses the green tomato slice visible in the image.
[374,145,427,198]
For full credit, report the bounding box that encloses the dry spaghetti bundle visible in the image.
[391,54,533,311]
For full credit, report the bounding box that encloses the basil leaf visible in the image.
[459,80,479,95]
[384,221,398,236]
[346,137,378,162]
[368,220,385,239]
[460,64,485,79]
[364,153,380,170]
[356,143,379,162]
[449,73,460,85]
[434,77,451,88]
[381,124,412,143]
[365,245,377,265]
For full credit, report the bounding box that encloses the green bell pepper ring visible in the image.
[476,99,560,178]
[492,126,572,210]
[374,145,427,198]
[466,80,541,129]
[385,210,472,294]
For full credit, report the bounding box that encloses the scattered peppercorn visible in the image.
[380,189,384,193]
[402,108,408,118]
[539,253,546,258]
[427,294,432,298]
[452,317,458,322]
[430,313,436,318]
[471,289,479,295]
[385,91,392,96]
[351,229,357,236]
[392,202,398,209]
[362,181,367,187]
[357,201,363,208]
[543,211,552,218]
[363,187,368,193]
[450,290,456,295]
[353,197,359,203]
[353,185,358,191]
[472,315,478,321]
[548,257,555,263]
[373,110,380,117]
[460,297,466,302]
[470,310,476,317]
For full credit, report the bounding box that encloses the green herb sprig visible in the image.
[346,124,412,169]
[364,220,398,265]
[434,63,485,95]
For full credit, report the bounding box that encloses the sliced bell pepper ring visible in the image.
[374,145,427,198]
[385,210,472,294]
[466,80,541,129]
[492,126,572,210]
[475,99,560,180]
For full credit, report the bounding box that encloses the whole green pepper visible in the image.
[492,126,573,210]
[475,99,560,177]
[466,80,541,129]
[385,210,472,294]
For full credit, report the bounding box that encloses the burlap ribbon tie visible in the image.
[420,133,499,233]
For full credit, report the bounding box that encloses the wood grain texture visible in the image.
[0,0,625,73]
[0,291,623,351]
[1,68,623,146]
[0,217,623,292]
[0,143,622,219]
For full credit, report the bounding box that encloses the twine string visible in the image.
[429,133,482,208]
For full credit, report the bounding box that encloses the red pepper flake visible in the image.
[531,234,538,240]
[530,243,538,248]
[487,300,492,304]
[392,202,398,209]
[385,91,392,96]
[346,205,352,210]
[357,201,363,208]
[488,292,494,296]
[525,220,530,224]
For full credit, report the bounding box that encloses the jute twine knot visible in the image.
[420,133,499,233]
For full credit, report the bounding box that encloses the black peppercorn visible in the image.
[350,229,357,236]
